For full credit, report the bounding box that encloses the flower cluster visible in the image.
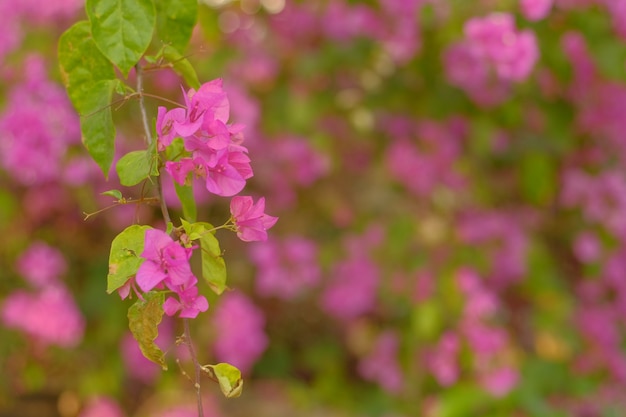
[444,12,538,105]
[160,79,253,197]
[134,229,208,319]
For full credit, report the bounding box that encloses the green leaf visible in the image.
[174,182,197,222]
[107,224,152,293]
[86,0,156,76]
[58,21,118,176]
[203,363,243,398]
[79,79,118,176]
[186,220,211,241]
[128,291,167,370]
[101,189,123,199]
[116,149,159,187]
[155,0,197,52]
[180,219,209,241]
[161,45,200,89]
[58,21,117,101]
[165,137,187,161]
[200,230,227,295]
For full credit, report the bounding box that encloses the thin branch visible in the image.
[136,64,153,146]
[136,63,172,225]
[184,318,204,417]
[141,92,188,108]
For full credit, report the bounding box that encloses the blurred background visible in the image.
[2,0,626,416]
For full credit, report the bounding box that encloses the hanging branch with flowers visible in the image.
[57,0,277,414]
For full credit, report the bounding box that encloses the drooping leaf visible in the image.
[86,0,156,76]
[58,21,118,176]
[116,149,159,187]
[128,291,167,370]
[155,0,197,52]
[203,363,243,398]
[161,45,200,89]
[174,182,197,222]
[200,230,227,295]
[79,79,118,176]
[107,224,152,293]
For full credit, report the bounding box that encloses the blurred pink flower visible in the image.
[480,366,519,397]
[0,55,80,185]
[458,211,529,288]
[443,41,511,106]
[602,0,626,40]
[251,135,329,208]
[323,1,380,43]
[428,331,460,386]
[212,292,268,374]
[573,231,602,263]
[520,0,553,21]
[79,396,125,417]
[19,0,82,21]
[385,120,464,196]
[1,286,85,348]
[321,256,379,320]
[249,236,321,299]
[16,242,67,288]
[464,13,538,81]
[358,331,404,394]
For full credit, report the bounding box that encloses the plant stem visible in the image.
[136,64,172,225]
[136,64,153,146]
[184,318,204,417]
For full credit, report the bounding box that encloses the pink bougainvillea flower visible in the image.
[156,106,186,151]
[174,79,229,138]
[165,158,201,186]
[205,145,253,197]
[136,229,196,292]
[163,285,209,319]
[166,147,253,197]
[193,117,232,151]
[230,196,278,242]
